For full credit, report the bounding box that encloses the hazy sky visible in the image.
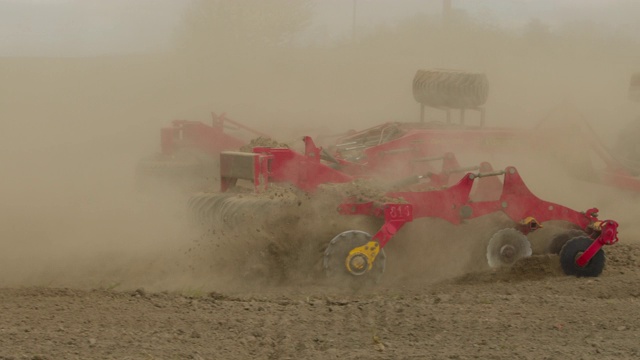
[0,0,636,56]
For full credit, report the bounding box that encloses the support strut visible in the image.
[576,220,619,267]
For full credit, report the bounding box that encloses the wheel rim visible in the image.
[324,230,386,284]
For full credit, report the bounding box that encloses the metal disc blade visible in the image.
[486,228,532,268]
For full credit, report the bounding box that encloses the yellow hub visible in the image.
[519,216,542,230]
[591,221,603,231]
[345,241,381,275]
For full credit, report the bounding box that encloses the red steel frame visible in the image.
[329,116,640,192]
[154,104,640,193]
[219,138,619,268]
[159,112,267,158]
[330,122,535,181]
[338,166,619,265]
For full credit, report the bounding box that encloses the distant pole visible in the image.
[352,0,357,42]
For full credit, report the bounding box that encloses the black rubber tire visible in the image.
[547,229,588,255]
[559,236,605,277]
[323,230,386,288]
[412,69,489,109]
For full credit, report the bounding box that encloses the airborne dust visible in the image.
[1,1,639,292]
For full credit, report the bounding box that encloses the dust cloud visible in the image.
[0,1,639,291]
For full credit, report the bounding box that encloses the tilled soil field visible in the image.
[1,240,639,360]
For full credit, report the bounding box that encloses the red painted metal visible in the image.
[576,220,619,267]
[233,144,355,193]
[222,143,478,194]
[329,113,640,193]
[155,104,640,195]
[373,204,413,248]
[338,164,617,252]
[331,122,534,181]
[219,137,619,272]
[338,202,413,248]
[388,167,596,226]
[156,113,271,164]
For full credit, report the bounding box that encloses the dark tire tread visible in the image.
[413,69,489,109]
[559,236,605,277]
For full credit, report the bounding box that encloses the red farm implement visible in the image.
[188,137,619,284]
[136,112,269,192]
[181,68,632,284]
